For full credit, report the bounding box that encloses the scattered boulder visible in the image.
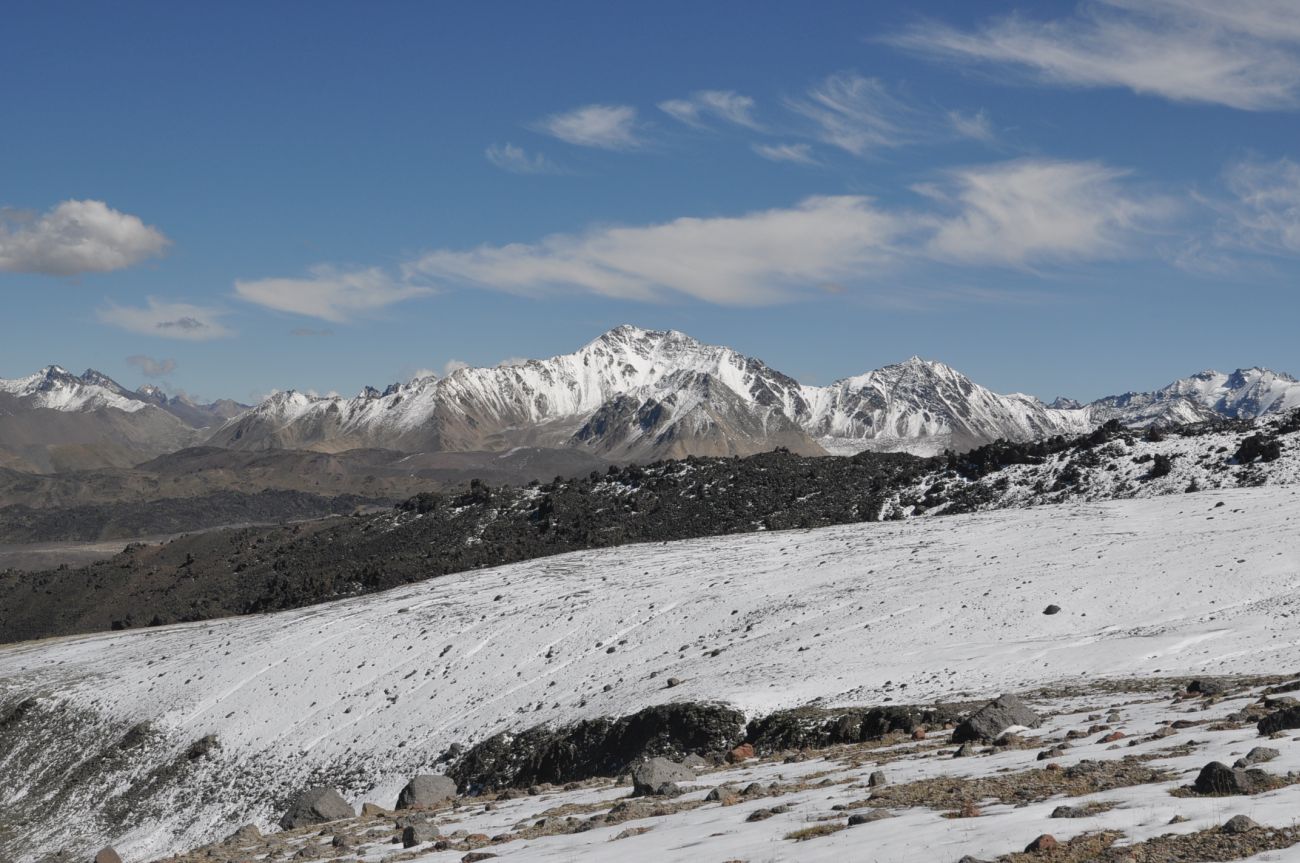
[461,854,497,863]
[278,787,355,830]
[402,823,440,847]
[1188,678,1227,697]
[953,743,975,758]
[1223,814,1260,834]
[952,694,1041,743]
[726,742,755,763]
[1050,805,1085,818]
[1025,834,1058,852]
[1042,605,1061,615]
[396,774,458,810]
[1257,705,1300,736]
[1235,747,1280,768]
[1192,761,1276,795]
[93,849,122,863]
[360,802,388,817]
[225,824,261,843]
[631,757,694,796]
[706,785,740,804]
[867,770,887,788]
[666,677,682,688]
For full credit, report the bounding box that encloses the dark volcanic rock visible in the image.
[1258,705,1300,735]
[448,702,744,792]
[279,786,355,829]
[745,703,964,753]
[1192,761,1275,795]
[952,694,1041,743]
[396,774,457,810]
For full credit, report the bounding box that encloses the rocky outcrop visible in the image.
[279,787,354,829]
[952,694,1041,743]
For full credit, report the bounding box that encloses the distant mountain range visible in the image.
[2,326,1298,471]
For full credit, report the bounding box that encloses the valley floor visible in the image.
[2,485,1299,860]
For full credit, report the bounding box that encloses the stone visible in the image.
[93,850,122,863]
[630,757,694,796]
[665,677,682,688]
[682,753,709,768]
[911,728,927,740]
[360,802,388,817]
[953,743,974,758]
[1192,761,1275,795]
[1234,746,1280,768]
[397,774,458,810]
[952,694,1042,743]
[402,823,440,847]
[1025,834,1058,852]
[1043,605,1061,615]
[1050,805,1085,818]
[1098,731,1126,744]
[867,770,887,788]
[847,811,892,826]
[706,785,740,804]
[225,824,261,843]
[726,742,755,763]
[1258,706,1300,735]
[461,854,497,863]
[1222,815,1259,834]
[279,787,355,829]
[1188,678,1226,696]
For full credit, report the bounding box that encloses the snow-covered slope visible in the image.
[3,485,1300,860]
[1087,367,1300,427]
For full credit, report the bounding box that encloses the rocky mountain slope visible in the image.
[3,410,1295,644]
[0,367,245,472]
[3,485,1300,861]
[206,326,1300,461]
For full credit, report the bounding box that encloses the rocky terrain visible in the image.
[2,484,1300,860]
[2,410,1294,644]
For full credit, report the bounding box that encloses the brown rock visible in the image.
[726,743,755,763]
[361,802,388,817]
[911,728,927,740]
[1098,731,1126,743]
[94,850,123,863]
[1025,834,1058,852]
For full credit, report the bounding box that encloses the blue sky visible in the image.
[3,0,1299,404]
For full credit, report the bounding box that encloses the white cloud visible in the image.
[0,199,169,276]
[921,159,1174,265]
[1211,156,1300,254]
[442,359,470,376]
[125,354,176,377]
[98,298,233,341]
[891,1,1300,111]
[784,73,915,156]
[947,109,996,143]
[233,266,434,322]
[497,356,529,367]
[752,143,819,165]
[535,104,641,150]
[485,143,562,174]
[658,90,760,129]
[407,196,907,305]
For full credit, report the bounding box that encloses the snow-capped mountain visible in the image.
[209,326,1096,459]
[1086,367,1300,427]
[0,366,241,472]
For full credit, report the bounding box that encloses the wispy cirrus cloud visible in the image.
[1205,156,1300,256]
[752,142,819,165]
[947,109,996,143]
[784,73,917,156]
[919,159,1175,266]
[98,298,233,341]
[0,200,169,276]
[890,1,1300,111]
[535,104,641,150]
[658,90,761,129]
[485,143,563,174]
[234,265,434,322]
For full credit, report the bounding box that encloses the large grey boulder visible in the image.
[1192,761,1275,795]
[630,757,694,796]
[279,787,355,829]
[952,694,1041,743]
[396,774,458,810]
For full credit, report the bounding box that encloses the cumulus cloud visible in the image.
[233,265,434,322]
[535,104,641,150]
[485,143,562,174]
[920,159,1174,265]
[890,1,1300,111]
[98,298,233,341]
[658,90,760,129]
[752,143,819,165]
[125,354,176,377]
[785,73,916,156]
[0,199,169,276]
[407,196,907,305]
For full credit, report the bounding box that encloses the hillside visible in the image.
[2,485,1300,860]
